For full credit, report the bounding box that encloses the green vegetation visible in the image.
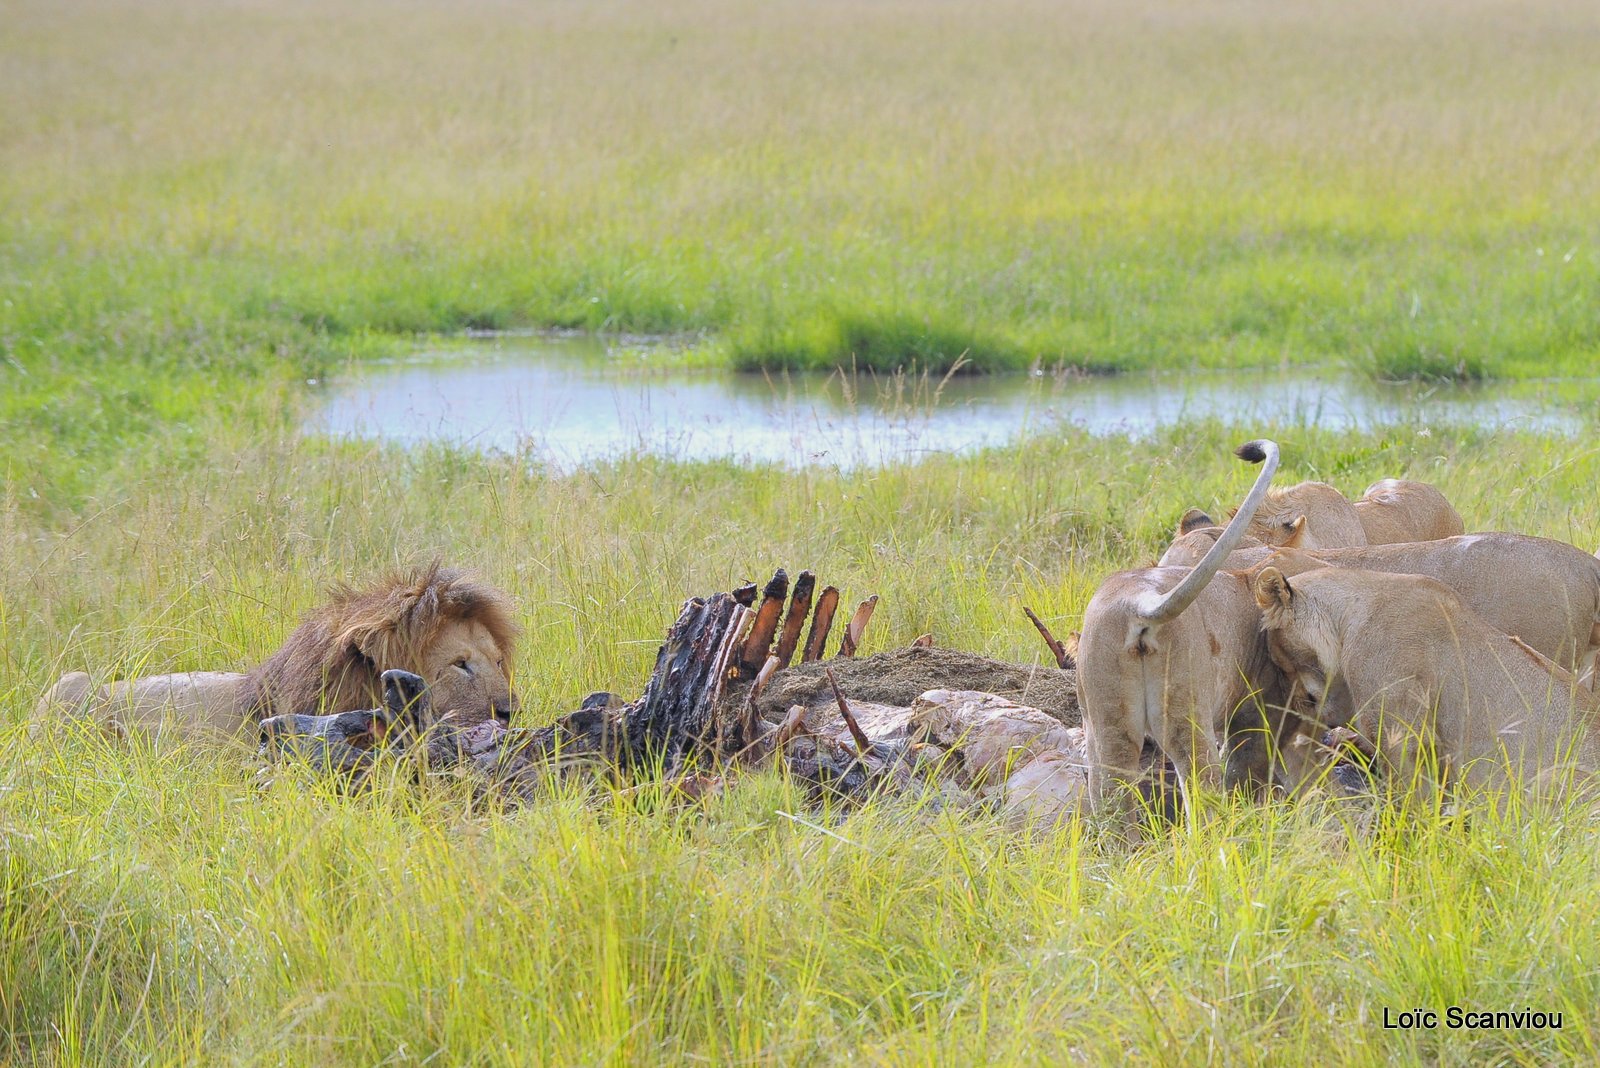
[7,426,1600,1064]
[7,0,1600,1062]
[5,0,1600,483]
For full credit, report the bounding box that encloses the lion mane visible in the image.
[238,562,520,717]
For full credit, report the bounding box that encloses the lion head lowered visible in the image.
[239,562,520,724]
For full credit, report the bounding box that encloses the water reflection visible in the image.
[306,337,1597,469]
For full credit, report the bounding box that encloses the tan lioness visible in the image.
[1254,566,1600,801]
[1161,533,1600,672]
[1242,481,1363,549]
[1153,532,1600,790]
[1156,529,1600,785]
[1238,477,1463,550]
[1258,536,1600,675]
[38,563,520,738]
[1158,509,1282,567]
[1077,440,1287,835]
[1353,479,1464,544]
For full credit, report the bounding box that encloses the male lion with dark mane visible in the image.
[38,563,520,737]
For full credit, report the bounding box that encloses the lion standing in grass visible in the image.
[38,563,520,737]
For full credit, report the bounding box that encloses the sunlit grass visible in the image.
[7,708,1600,1064]
[8,0,1600,1060]
[6,424,1600,1062]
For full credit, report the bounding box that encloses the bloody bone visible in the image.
[803,586,840,663]
[825,667,872,757]
[1023,606,1074,669]
[626,591,742,761]
[772,570,816,668]
[750,654,782,704]
[706,604,751,744]
[772,704,812,747]
[620,574,880,766]
[740,654,783,743]
[264,570,906,804]
[738,570,790,675]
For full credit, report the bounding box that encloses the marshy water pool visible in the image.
[307,337,1599,469]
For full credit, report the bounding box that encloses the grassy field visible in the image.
[6,0,1600,499]
[7,426,1600,1065]
[7,0,1600,1063]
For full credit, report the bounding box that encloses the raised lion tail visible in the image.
[1138,439,1280,625]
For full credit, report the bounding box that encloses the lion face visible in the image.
[415,618,517,724]
[252,564,522,724]
[1254,567,1351,729]
[1267,636,1357,733]
[1244,482,1363,550]
[1254,513,1307,548]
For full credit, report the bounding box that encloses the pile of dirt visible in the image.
[746,645,1080,726]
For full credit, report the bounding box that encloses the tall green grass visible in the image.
[8,727,1600,1065]
[5,424,1600,1063]
[8,1,1600,1061]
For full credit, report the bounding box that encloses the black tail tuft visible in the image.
[1234,440,1268,464]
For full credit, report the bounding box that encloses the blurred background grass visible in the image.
[6,0,1600,489]
[7,1,1600,1062]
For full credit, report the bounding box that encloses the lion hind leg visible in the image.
[1160,717,1225,827]
[1085,716,1147,843]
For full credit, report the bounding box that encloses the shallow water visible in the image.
[307,337,1599,469]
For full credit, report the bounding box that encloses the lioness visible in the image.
[1244,481,1362,549]
[38,563,520,737]
[1352,479,1464,544]
[1077,440,1288,835]
[1239,477,1463,550]
[1154,532,1600,789]
[1163,533,1600,672]
[1258,536,1600,675]
[1158,509,1282,567]
[1254,566,1600,800]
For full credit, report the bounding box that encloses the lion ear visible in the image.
[1281,515,1307,547]
[1253,567,1294,623]
[439,585,484,614]
[1177,508,1214,536]
[400,582,443,638]
[344,620,408,674]
[342,579,443,670]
